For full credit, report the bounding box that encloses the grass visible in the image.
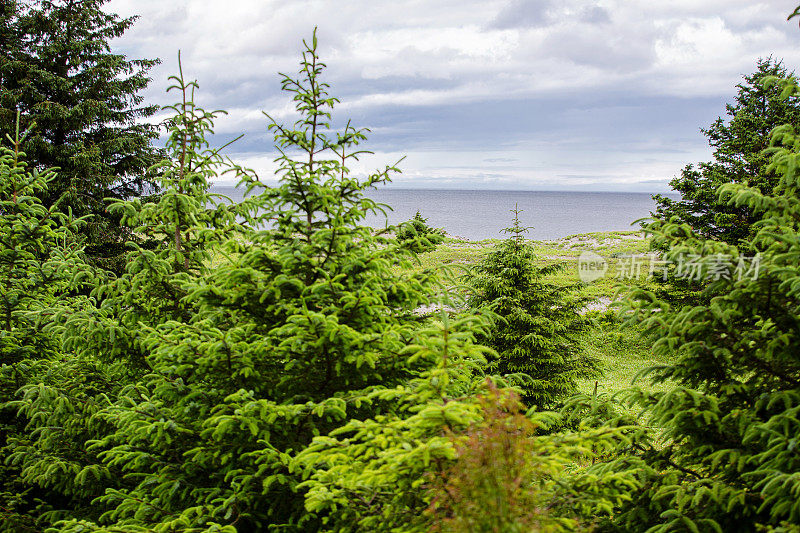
[417,230,668,397]
[417,230,661,302]
[576,315,669,397]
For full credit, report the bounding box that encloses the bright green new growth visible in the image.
[590,71,800,532]
[0,113,97,531]
[467,206,597,408]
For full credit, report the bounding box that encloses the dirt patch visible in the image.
[581,297,613,314]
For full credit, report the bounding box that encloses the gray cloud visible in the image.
[489,0,552,29]
[106,0,800,191]
[536,24,657,71]
[582,5,611,24]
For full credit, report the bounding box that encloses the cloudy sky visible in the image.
[107,0,800,192]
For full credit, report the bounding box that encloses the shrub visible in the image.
[396,210,446,252]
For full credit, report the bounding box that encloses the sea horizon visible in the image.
[210,185,678,241]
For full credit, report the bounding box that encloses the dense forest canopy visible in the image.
[1,1,800,532]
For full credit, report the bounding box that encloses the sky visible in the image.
[106,0,800,192]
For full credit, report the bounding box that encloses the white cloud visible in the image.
[106,0,800,190]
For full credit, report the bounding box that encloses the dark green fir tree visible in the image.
[652,58,800,249]
[0,0,161,270]
[592,68,800,533]
[467,206,597,409]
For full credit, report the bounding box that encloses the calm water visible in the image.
[210,186,672,241]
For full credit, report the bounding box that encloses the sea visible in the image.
[209,186,675,242]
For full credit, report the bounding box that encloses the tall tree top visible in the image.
[0,0,161,269]
[652,57,800,248]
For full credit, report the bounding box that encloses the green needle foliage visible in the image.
[0,114,74,367]
[294,319,641,533]
[0,0,161,270]
[2,58,245,531]
[0,114,97,531]
[46,32,485,532]
[59,56,244,373]
[11,9,800,531]
[396,210,446,253]
[652,58,800,250]
[644,61,800,306]
[467,207,597,409]
[595,71,800,532]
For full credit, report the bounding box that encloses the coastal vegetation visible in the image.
[2,0,800,531]
[396,211,446,253]
[466,207,597,409]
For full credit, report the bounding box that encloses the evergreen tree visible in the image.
[467,207,597,409]
[396,210,445,253]
[297,357,642,532]
[0,113,97,531]
[50,32,450,532]
[652,58,800,249]
[2,58,243,530]
[0,0,161,270]
[593,71,800,532]
[58,56,244,372]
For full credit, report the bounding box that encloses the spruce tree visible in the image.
[58,56,244,372]
[0,0,161,270]
[51,32,446,532]
[2,59,243,530]
[467,207,597,409]
[653,58,800,248]
[396,210,445,253]
[593,71,800,532]
[0,113,98,531]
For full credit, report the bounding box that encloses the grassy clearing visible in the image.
[576,315,668,397]
[214,229,667,396]
[418,230,667,396]
[420,230,659,300]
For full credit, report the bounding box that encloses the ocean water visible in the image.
[210,186,674,241]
